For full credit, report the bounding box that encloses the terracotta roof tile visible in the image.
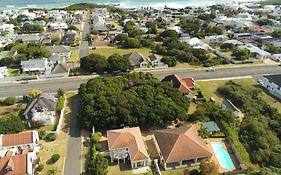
[107,127,149,161]
[154,125,212,164]
[0,154,27,175]
[162,74,192,94]
[1,131,33,147]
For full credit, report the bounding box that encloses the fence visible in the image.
[0,75,38,82]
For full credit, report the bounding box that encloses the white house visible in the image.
[205,35,228,44]
[20,58,50,73]
[149,54,168,67]
[49,22,68,30]
[272,54,281,62]
[23,93,57,127]
[186,37,210,50]
[46,45,71,59]
[92,15,107,31]
[0,22,14,33]
[107,127,151,169]
[263,74,281,99]
[0,66,8,78]
[0,130,40,152]
[238,44,271,59]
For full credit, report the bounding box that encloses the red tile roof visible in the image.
[162,74,192,94]
[1,131,34,147]
[107,127,149,161]
[181,77,195,88]
[154,125,212,164]
[0,154,27,175]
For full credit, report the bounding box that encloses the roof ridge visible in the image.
[111,131,134,148]
[165,134,181,163]
[183,128,210,154]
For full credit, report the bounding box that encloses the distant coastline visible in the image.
[0,0,264,11]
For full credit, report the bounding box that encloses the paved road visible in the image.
[79,11,90,59]
[64,11,90,175]
[64,96,82,175]
[0,65,281,97]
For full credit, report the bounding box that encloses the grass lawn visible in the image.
[7,67,20,77]
[37,93,74,175]
[0,103,26,116]
[91,46,152,58]
[70,49,79,62]
[161,166,199,175]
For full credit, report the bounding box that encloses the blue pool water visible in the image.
[211,142,235,169]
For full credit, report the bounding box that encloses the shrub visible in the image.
[38,130,46,139]
[45,133,56,142]
[57,88,65,97]
[37,164,44,171]
[56,96,65,111]
[3,97,16,105]
[50,154,60,163]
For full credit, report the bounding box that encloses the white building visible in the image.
[20,58,49,73]
[49,22,68,30]
[0,66,8,78]
[272,54,281,62]
[92,15,107,31]
[0,22,14,33]
[263,74,281,99]
[238,44,271,60]
[205,35,228,44]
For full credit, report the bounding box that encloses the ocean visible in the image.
[0,0,259,10]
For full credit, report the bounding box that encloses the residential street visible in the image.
[0,65,281,97]
[64,96,82,175]
[78,11,90,59]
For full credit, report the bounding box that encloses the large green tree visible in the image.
[78,73,189,129]
[107,54,133,72]
[80,53,108,73]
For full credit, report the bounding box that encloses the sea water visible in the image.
[0,0,261,10]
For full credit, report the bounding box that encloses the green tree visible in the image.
[0,115,25,134]
[50,154,60,163]
[159,29,179,39]
[256,19,274,26]
[220,43,235,51]
[80,53,108,73]
[272,29,281,39]
[199,159,219,175]
[68,25,79,31]
[91,154,108,175]
[161,56,177,67]
[57,88,65,97]
[107,54,133,72]
[122,38,141,48]
[232,49,250,61]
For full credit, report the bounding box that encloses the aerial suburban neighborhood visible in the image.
[0,0,281,175]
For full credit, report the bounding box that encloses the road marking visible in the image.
[62,157,66,175]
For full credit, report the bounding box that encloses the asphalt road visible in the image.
[64,96,82,175]
[0,65,281,97]
[79,11,90,59]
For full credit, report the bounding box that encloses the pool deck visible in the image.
[206,138,239,173]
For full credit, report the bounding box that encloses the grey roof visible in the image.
[46,45,70,54]
[265,74,281,87]
[149,54,161,61]
[51,62,69,74]
[48,54,61,62]
[23,93,56,116]
[123,53,145,66]
[16,34,40,42]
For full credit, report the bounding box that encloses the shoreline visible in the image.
[0,0,263,11]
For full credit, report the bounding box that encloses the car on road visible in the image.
[20,81,29,84]
[206,67,216,72]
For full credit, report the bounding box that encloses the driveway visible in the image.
[64,95,82,175]
[79,11,90,59]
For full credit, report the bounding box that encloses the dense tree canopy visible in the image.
[78,73,189,129]
[21,24,44,33]
[232,49,250,61]
[80,53,108,73]
[218,81,281,169]
[161,56,177,67]
[107,54,133,72]
[0,115,25,134]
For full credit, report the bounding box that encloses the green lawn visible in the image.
[7,68,20,77]
[91,46,152,58]
[70,49,79,62]
[161,166,199,175]
[107,162,153,175]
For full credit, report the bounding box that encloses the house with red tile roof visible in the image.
[153,125,212,170]
[107,127,151,169]
[0,151,39,175]
[162,74,192,94]
[181,77,195,89]
[0,131,40,153]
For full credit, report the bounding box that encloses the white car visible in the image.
[206,67,215,72]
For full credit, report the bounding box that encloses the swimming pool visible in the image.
[211,142,235,169]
